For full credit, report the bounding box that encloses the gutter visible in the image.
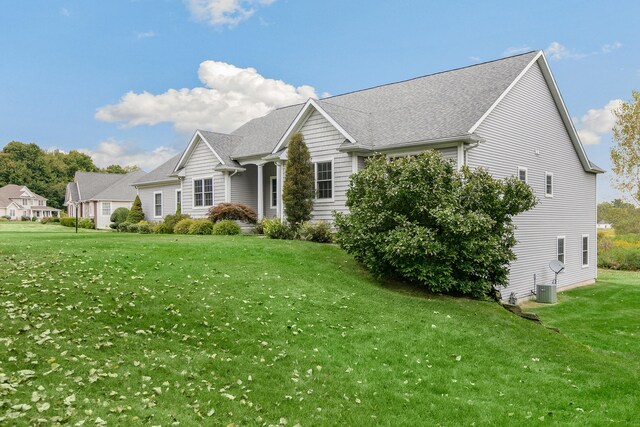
[337,134,482,153]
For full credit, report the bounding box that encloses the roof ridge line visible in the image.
[320,50,541,102]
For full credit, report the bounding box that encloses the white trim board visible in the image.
[272,98,356,154]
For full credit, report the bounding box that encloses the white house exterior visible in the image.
[0,184,60,219]
[133,51,602,302]
[597,221,612,230]
[64,170,147,229]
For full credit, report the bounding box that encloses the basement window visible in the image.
[557,236,565,264]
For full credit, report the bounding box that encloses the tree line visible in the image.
[0,141,138,209]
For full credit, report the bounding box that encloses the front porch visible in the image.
[229,160,284,221]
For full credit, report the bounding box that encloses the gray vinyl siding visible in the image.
[138,182,181,221]
[468,62,597,300]
[438,147,458,162]
[298,110,352,222]
[231,165,258,211]
[262,162,278,218]
[182,139,225,218]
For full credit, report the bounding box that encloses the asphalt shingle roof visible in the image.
[143,52,544,180]
[133,155,182,185]
[92,170,147,200]
[0,184,47,207]
[69,170,147,202]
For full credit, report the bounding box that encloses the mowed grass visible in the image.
[0,223,638,426]
[527,270,640,362]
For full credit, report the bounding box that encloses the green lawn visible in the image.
[0,222,638,426]
[527,270,640,362]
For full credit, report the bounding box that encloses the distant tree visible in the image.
[611,90,640,203]
[63,150,98,176]
[282,132,315,227]
[127,195,145,223]
[102,164,140,174]
[0,142,102,208]
[598,198,640,234]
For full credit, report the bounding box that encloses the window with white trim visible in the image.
[270,176,277,208]
[193,178,213,207]
[315,161,333,199]
[582,235,589,267]
[9,209,15,217]
[101,202,111,216]
[176,190,182,213]
[545,172,553,197]
[517,167,528,183]
[154,192,163,217]
[557,236,565,264]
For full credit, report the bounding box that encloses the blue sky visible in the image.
[1,0,638,201]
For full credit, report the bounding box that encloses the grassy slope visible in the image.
[527,270,640,362]
[0,223,638,426]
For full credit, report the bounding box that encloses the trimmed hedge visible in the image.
[298,221,333,243]
[174,218,195,235]
[188,219,214,235]
[261,218,295,240]
[212,219,241,235]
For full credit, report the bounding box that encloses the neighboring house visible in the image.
[135,51,602,302]
[64,170,147,229]
[0,184,60,219]
[597,220,613,230]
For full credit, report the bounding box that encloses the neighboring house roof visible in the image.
[65,182,79,205]
[0,184,47,207]
[142,50,601,181]
[133,154,182,186]
[65,170,147,204]
[92,170,147,200]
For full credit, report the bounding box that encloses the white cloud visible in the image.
[136,31,156,39]
[601,42,622,53]
[574,99,623,145]
[79,140,179,171]
[544,42,587,61]
[503,46,531,56]
[545,41,623,61]
[96,60,319,134]
[184,0,275,28]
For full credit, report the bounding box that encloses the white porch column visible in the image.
[224,172,231,202]
[257,164,264,220]
[275,162,282,219]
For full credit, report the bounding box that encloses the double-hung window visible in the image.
[270,176,277,208]
[102,202,111,216]
[176,190,182,213]
[557,236,565,264]
[545,172,553,197]
[315,160,333,200]
[582,235,589,267]
[194,178,213,207]
[517,167,528,183]
[154,192,163,218]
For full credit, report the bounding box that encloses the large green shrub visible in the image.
[208,203,257,224]
[261,217,295,240]
[212,219,241,235]
[127,195,145,223]
[298,221,333,243]
[334,152,537,298]
[174,218,195,235]
[188,219,214,235]
[283,132,315,228]
[110,207,130,225]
